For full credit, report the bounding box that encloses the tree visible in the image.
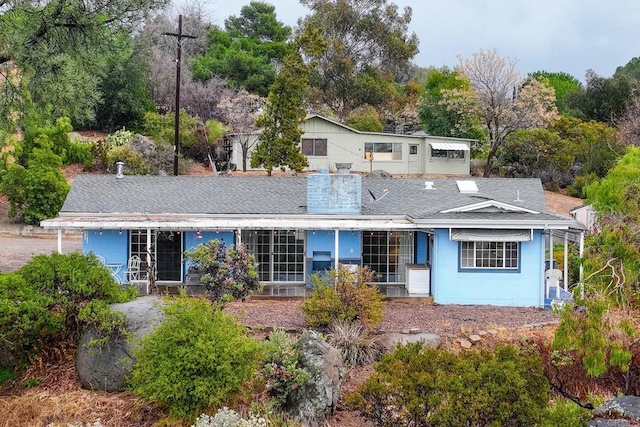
[91,35,155,132]
[346,105,384,132]
[617,96,640,146]
[191,2,291,96]
[217,89,265,171]
[297,0,418,120]
[0,0,169,132]
[442,49,558,177]
[250,46,310,175]
[501,128,574,184]
[185,240,260,302]
[567,69,639,125]
[1,148,69,224]
[551,116,622,178]
[419,66,485,143]
[530,71,582,116]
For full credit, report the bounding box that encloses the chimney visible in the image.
[115,161,124,179]
[307,163,361,214]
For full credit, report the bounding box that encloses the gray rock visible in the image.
[76,296,164,392]
[589,420,631,426]
[291,330,344,426]
[593,396,640,421]
[128,134,156,158]
[381,332,442,351]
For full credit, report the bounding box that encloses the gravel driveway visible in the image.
[0,234,82,272]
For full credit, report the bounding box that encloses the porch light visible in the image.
[99,228,103,235]
[196,230,203,239]
[216,229,219,233]
[118,229,122,235]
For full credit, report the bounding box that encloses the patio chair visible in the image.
[124,255,142,283]
[545,268,563,299]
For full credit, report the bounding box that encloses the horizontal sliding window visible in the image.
[364,142,402,161]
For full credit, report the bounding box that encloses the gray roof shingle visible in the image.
[60,175,552,222]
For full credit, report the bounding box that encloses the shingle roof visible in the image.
[60,174,551,222]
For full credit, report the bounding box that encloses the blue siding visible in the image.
[305,230,362,262]
[432,228,544,307]
[416,231,428,264]
[83,229,129,282]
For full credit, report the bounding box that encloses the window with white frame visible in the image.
[364,142,402,161]
[130,230,156,280]
[301,138,327,156]
[241,230,305,282]
[431,147,465,159]
[362,231,414,283]
[460,241,519,269]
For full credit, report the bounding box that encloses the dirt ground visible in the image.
[0,234,82,273]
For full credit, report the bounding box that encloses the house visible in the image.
[229,114,474,175]
[41,165,584,307]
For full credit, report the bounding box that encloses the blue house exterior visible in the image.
[41,166,583,307]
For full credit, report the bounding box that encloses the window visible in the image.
[460,241,519,269]
[431,147,465,159]
[301,138,327,156]
[242,230,305,282]
[130,230,156,280]
[364,142,402,161]
[362,231,414,283]
[409,145,418,155]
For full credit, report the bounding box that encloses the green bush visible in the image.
[261,328,310,410]
[0,253,135,367]
[541,398,592,427]
[129,296,261,419]
[349,342,550,426]
[0,148,69,224]
[302,266,386,330]
[21,117,92,166]
[185,240,260,303]
[107,145,151,175]
[567,172,598,199]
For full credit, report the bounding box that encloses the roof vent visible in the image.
[513,190,523,203]
[456,180,478,194]
[115,161,124,179]
[424,181,435,190]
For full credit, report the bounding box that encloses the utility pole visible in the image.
[162,15,196,176]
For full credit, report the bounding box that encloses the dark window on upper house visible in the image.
[301,138,328,156]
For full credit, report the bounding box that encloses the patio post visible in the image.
[146,228,152,295]
[579,231,585,298]
[563,232,569,292]
[57,228,62,254]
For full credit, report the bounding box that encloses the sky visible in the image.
[201,0,640,81]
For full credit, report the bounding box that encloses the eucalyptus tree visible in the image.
[296,0,419,120]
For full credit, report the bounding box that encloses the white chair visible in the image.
[96,255,106,266]
[124,255,142,283]
[545,268,563,299]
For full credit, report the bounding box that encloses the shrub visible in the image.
[0,253,135,367]
[129,296,261,419]
[302,266,386,330]
[567,172,598,198]
[185,240,260,303]
[0,148,69,224]
[349,342,550,426]
[261,328,310,410]
[107,145,151,175]
[193,407,268,427]
[541,398,592,427]
[327,320,384,367]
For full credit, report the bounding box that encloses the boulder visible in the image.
[588,396,640,426]
[381,332,442,351]
[128,134,156,158]
[290,330,344,426]
[76,296,164,392]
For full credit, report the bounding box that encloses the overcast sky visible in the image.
[199,0,640,81]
